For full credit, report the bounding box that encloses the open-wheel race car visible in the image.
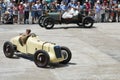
[38,12,94,29]
[3,33,72,68]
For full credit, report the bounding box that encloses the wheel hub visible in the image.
[62,50,68,60]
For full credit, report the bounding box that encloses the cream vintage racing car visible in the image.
[3,33,72,68]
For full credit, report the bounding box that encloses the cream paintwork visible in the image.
[10,35,65,63]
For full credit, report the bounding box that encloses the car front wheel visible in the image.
[34,50,50,68]
[60,46,72,64]
[3,41,15,58]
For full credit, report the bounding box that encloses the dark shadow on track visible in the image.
[47,26,96,30]
[13,54,34,61]
[13,53,76,69]
[48,62,77,69]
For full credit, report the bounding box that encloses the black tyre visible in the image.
[3,41,15,58]
[34,50,50,68]
[43,17,54,29]
[60,46,72,64]
[38,16,45,27]
[83,17,94,28]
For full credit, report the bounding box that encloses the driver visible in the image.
[19,29,31,46]
[62,1,79,19]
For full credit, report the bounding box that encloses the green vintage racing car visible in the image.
[38,12,94,29]
[3,33,72,68]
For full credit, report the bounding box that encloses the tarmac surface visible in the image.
[0,23,120,80]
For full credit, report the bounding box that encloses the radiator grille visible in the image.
[54,46,62,58]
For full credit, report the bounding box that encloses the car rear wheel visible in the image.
[60,46,72,64]
[38,16,45,27]
[34,50,50,68]
[83,17,94,28]
[43,17,54,29]
[3,41,15,58]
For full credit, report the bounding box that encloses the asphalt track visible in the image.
[0,23,120,80]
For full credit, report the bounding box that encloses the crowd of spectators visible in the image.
[0,0,120,24]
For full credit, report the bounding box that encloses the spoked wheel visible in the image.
[60,46,72,64]
[34,50,50,68]
[38,16,45,27]
[3,41,15,58]
[83,17,94,28]
[43,17,54,29]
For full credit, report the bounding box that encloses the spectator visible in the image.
[76,1,83,12]
[37,1,43,17]
[60,1,68,12]
[31,2,37,24]
[7,0,14,9]
[82,3,87,15]
[54,0,61,11]
[85,0,91,16]
[2,10,13,24]
[90,0,95,9]
[18,2,24,24]
[0,3,1,23]
[2,11,10,23]
[0,0,7,15]
[118,2,120,22]
[94,1,101,22]
[68,0,75,8]
[49,1,58,12]
[104,2,110,22]
[7,6,13,16]
[13,4,18,23]
[35,1,41,20]
[24,1,30,24]
[110,3,118,22]
[101,2,106,22]
[6,0,10,8]
[109,0,113,8]
[42,1,50,13]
